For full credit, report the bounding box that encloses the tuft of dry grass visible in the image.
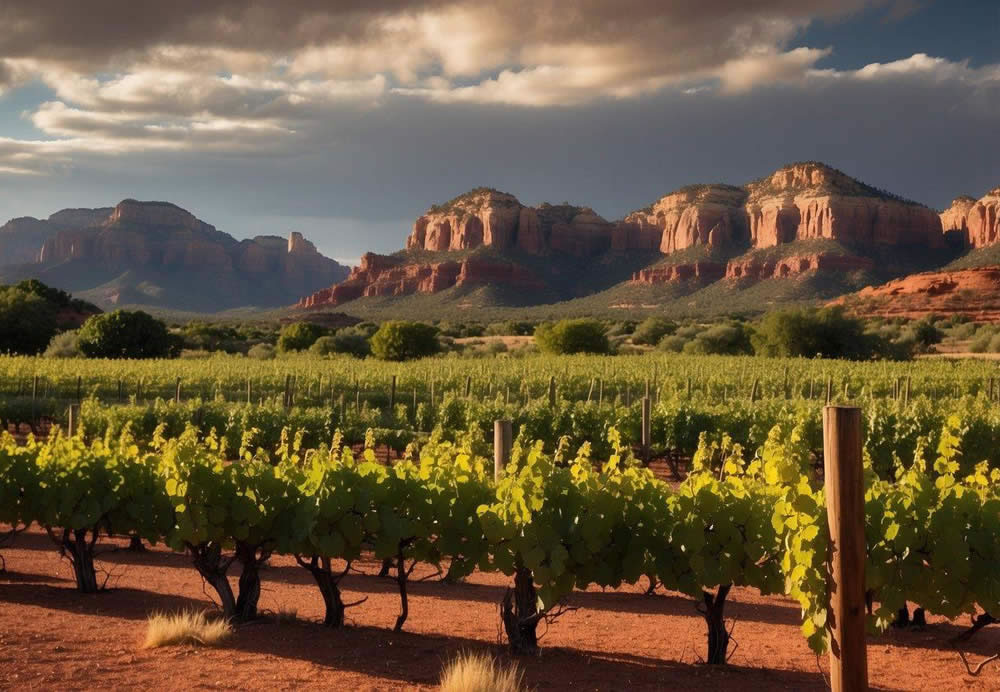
[439,650,526,692]
[143,610,232,649]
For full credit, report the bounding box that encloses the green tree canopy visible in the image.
[277,321,326,353]
[370,321,440,361]
[0,286,59,355]
[77,310,178,359]
[751,307,882,360]
[534,319,610,355]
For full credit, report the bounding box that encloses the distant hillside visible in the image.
[294,161,964,320]
[0,200,348,312]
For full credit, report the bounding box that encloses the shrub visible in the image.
[439,651,525,692]
[752,307,882,360]
[77,310,178,359]
[310,327,371,358]
[247,343,276,360]
[631,317,676,346]
[371,321,440,361]
[277,322,325,353]
[906,318,943,352]
[657,334,688,353]
[44,331,81,358]
[684,323,752,355]
[143,611,232,648]
[534,319,609,355]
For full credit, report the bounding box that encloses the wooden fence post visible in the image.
[494,420,512,483]
[641,397,651,461]
[823,405,868,692]
[67,403,79,437]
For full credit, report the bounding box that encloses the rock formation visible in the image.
[405,189,615,256]
[725,253,874,280]
[2,199,346,310]
[617,185,748,254]
[836,267,1000,321]
[744,162,942,249]
[940,188,1000,248]
[296,162,962,309]
[296,252,543,308]
[0,207,112,265]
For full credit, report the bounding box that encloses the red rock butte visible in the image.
[296,162,997,309]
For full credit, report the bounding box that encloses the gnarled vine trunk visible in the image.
[234,543,270,621]
[297,555,349,627]
[502,565,541,655]
[188,541,237,619]
[49,527,99,593]
[703,584,732,665]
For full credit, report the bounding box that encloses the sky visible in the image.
[0,0,997,264]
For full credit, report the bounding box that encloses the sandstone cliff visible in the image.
[942,188,1000,248]
[744,162,942,249]
[617,184,748,254]
[296,251,543,308]
[2,199,346,310]
[0,207,112,265]
[405,189,615,256]
[725,252,874,280]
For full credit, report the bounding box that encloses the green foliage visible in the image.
[247,343,276,359]
[277,322,326,353]
[370,321,440,361]
[683,323,752,356]
[0,285,58,355]
[78,310,178,359]
[752,307,887,360]
[534,319,609,355]
[44,330,81,358]
[310,327,371,358]
[631,317,677,346]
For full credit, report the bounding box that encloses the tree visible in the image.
[370,321,440,361]
[631,317,677,346]
[682,323,753,356]
[751,307,882,360]
[277,322,325,353]
[0,286,59,354]
[534,319,610,355]
[310,327,371,358]
[77,310,178,359]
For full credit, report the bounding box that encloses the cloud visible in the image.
[0,0,987,177]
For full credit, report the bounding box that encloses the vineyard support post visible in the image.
[175,378,181,404]
[641,397,651,461]
[494,420,512,483]
[67,404,79,437]
[823,405,868,692]
[390,375,397,410]
[548,376,556,408]
[76,376,82,404]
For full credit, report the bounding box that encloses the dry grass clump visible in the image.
[439,650,525,692]
[143,610,232,649]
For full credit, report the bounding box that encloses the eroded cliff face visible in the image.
[296,252,543,307]
[942,187,1000,248]
[744,163,943,249]
[940,196,977,235]
[0,207,112,266]
[296,163,956,305]
[836,267,1000,321]
[618,185,748,254]
[405,189,615,256]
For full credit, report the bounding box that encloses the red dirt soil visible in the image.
[2,526,999,691]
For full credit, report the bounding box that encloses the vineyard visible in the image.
[3,352,1000,689]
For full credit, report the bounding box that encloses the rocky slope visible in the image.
[1,200,347,311]
[836,267,1000,321]
[298,161,948,311]
[0,207,111,265]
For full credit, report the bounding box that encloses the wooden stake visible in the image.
[641,396,651,461]
[175,378,182,404]
[390,375,397,409]
[548,376,556,408]
[494,420,512,483]
[823,406,868,692]
[67,403,79,437]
